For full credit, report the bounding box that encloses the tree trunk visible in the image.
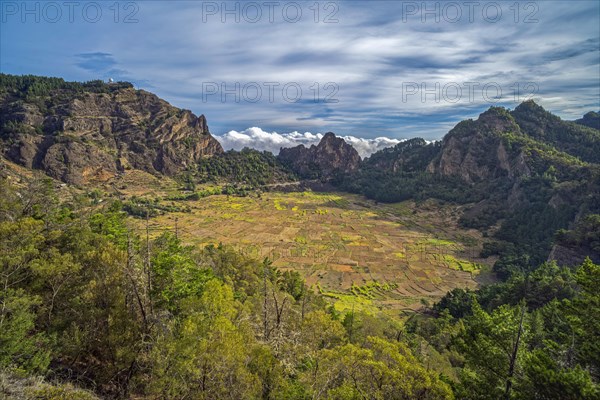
[504,301,526,400]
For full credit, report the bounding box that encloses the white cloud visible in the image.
[3,1,598,138]
[342,136,403,158]
[214,127,401,158]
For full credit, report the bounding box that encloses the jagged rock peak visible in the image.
[321,131,337,141]
[278,132,360,179]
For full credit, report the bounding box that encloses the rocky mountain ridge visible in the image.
[426,107,532,184]
[1,75,598,268]
[334,101,599,267]
[277,131,361,178]
[0,75,223,185]
[411,102,599,184]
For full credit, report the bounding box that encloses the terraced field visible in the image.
[117,173,493,317]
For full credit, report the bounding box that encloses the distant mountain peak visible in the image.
[514,99,549,115]
[278,132,360,179]
[317,132,346,149]
[575,111,600,130]
[424,100,600,183]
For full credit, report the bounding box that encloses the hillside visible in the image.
[1,75,599,399]
[0,74,223,185]
[574,111,600,130]
[336,103,600,269]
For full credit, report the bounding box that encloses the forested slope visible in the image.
[1,175,598,399]
[337,104,600,271]
[1,75,599,399]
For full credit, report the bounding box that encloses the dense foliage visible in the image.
[1,176,454,399]
[0,74,133,98]
[512,101,600,164]
[427,258,600,399]
[337,169,476,203]
[198,148,297,186]
[2,171,599,399]
[335,139,479,203]
[335,107,600,270]
[556,214,600,253]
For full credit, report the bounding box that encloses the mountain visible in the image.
[0,74,223,185]
[364,138,441,174]
[337,101,600,267]
[574,111,600,130]
[511,101,600,163]
[1,75,599,400]
[426,107,531,183]
[1,75,597,266]
[428,103,600,183]
[278,131,361,179]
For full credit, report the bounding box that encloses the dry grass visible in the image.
[0,371,99,400]
[1,165,491,317]
[127,187,492,317]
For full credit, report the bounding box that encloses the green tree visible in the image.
[454,300,529,399]
[566,258,600,378]
[0,289,50,373]
[303,337,453,399]
[148,279,261,399]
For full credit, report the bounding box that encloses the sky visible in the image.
[1,1,599,155]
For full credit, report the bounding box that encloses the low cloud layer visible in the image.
[214,127,401,158]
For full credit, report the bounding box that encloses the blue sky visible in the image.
[1,0,599,153]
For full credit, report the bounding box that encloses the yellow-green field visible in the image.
[115,171,492,317]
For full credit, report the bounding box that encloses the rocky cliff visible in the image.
[426,107,531,184]
[0,75,223,184]
[335,101,599,265]
[278,132,360,179]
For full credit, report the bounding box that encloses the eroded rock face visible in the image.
[548,243,600,266]
[427,108,531,184]
[0,87,223,184]
[278,132,360,179]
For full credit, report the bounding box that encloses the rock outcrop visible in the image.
[0,82,223,184]
[548,243,600,267]
[426,107,531,184]
[278,132,360,179]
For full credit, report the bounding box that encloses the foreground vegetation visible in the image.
[128,189,485,314]
[1,76,598,398]
[0,176,452,399]
[1,175,599,399]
